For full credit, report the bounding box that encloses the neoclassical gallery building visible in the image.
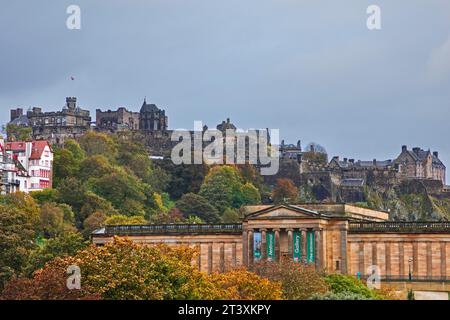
[92,203,450,292]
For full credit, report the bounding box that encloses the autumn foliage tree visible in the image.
[272,178,299,204]
[1,238,281,300]
[252,260,328,300]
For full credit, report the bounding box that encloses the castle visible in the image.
[7,97,447,195]
[10,97,91,145]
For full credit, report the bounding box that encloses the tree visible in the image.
[5,123,32,141]
[78,192,118,227]
[272,178,299,204]
[91,167,148,217]
[0,204,36,290]
[78,155,113,181]
[31,189,60,204]
[252,260,329,300]
[221,208,241,223]
[52,145,84,187]
[241,182,261,205]
[39,203,76,238]
[1,238,281,300]
[199,166,245,212]
[79,131,117,160]
[82,211,106,237]
[104,215,147,225]
[176,193,220,223]
[26,232,87,275]
[57,178,89,215]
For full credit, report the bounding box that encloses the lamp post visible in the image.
[408,257,413,281]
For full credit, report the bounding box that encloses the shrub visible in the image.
[252,259,329,300]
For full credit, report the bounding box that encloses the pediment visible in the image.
[245,205,321,220]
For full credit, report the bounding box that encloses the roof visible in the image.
[403,148,445,167]
[140,99,160,113]
[5,141,27,152]
[29,140,51,160]
[9,115,29,126]
[331,158,393,169]
[4,140,51,160]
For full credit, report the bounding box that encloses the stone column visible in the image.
[441,242,446,279]
[399,242,405,278]
[372,242,378,266]
[208,243,213,274]
[358,241,365,276]
[287,229,293,259]
[301,229,307,264]
[219,242,225,273]
[274,229,280,261]
[197,244,202,271]
[314,229,323,270]
[426,241,432,279]
[385,242,391,279]
[242,229,248,266]
[261,229,267,260]
[232,242,237,268]
[248,229,254,266]
[340,229,348,274]
[413,242,418,276]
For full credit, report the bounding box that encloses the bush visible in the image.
[310,291,375,300]
[323,274,385,300]
[252,260,329,300]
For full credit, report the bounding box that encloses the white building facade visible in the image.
[0,138,53,194]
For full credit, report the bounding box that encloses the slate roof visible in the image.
[140,99,161,113]
[9,115,29,126]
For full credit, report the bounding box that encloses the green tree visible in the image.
[26,232,87,275]
[5,123,32,141]
[105,215,147,225]
[57,178,89,215]
[241,182,261,205]
[91,167,148,217]
[39,203,76,238]
[199,166,245,212]
[79,131,117,160]
[221,208,241,223]
[176,193,220,223]
[0,204,36,290]
[82,211,106,237]
[30,189,60,204]
[78,155,113,181]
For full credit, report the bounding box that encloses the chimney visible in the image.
[402,145,407,152]
[10,108,23,122]
[433,151,439,158]
[349,159,355,164]
[373,159,377,166]
[66,97,77,110]
[344,158,348,163]
[297,140,301,150]
[332,156,339,161]
[412,147,420,155]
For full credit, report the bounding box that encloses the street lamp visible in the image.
[408,257,413,281]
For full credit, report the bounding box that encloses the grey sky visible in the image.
[1,1,449,182]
